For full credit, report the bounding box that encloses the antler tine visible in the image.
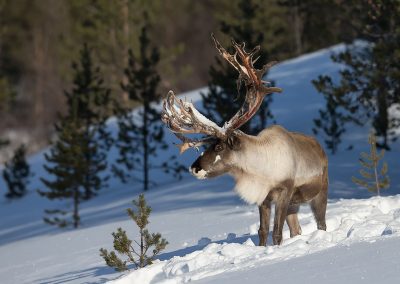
[173,133,215,154]
[211,33,241,72]
[161,90,225,153]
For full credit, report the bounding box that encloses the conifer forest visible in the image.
[0,1,400,283]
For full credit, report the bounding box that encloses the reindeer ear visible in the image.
[227,135,241,150]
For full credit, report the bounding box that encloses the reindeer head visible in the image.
[190,133,242,179]
[161,35,282,179]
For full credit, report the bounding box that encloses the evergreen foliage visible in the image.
[100,194,168,271]
[113,23,184,190]
[312,78,348,154]
[39,96,103,228]
[0,0,362,145]
[0,75,15,111]
[277,0,356,55]
[352,133,390,196]
[38,45,110,228]
[63,43,112,200]
[201,0,277,134]
[3,144,31,198]
[313,0,400,150]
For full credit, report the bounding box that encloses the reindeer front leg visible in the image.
[258,199,271,246]
[272,185,294,245]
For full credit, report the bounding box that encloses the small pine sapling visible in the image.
[100,194,168,271]
[352,133,390,196]
[3,144,32,198]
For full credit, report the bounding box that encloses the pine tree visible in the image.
[100,194,168,271]
[201,0,277,135]
[64,43,112,200]
[112,23,184,190]
[277,0,355,55]
[312,77,348,154]
[38,45,110,228]
[352,133,389,196]
[3,144,31,198]
[313,0,400,150]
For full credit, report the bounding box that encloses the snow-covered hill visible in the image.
[0,44,399,284]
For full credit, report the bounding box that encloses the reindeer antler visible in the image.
[211,34,282,131]
[161,35,282,153]
[161,91,225,153]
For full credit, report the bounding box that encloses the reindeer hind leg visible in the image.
[286,204,302,237]
[310,172,328,231]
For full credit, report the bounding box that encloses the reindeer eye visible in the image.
[215,144,224,152]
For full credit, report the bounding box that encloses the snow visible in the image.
[184,101,225,133]
[197,236,400,284]
[0,43,399,284]
[110,196,400,284]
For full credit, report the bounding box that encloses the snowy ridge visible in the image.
[111,196,400,284]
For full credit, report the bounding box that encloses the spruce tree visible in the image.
[313,0,400,150]
[113,23,184,190]
[3,144,31,198]
[39,97,97,227]
[100,194,168,271]
[352,133,389,196]
[39,45,109,228]
[64,43,112,200]
[201,0,277,135]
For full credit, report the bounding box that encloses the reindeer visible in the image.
[161,35,328,246]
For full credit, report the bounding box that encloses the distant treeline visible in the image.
[0,0,359,150]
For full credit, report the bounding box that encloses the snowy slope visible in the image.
[0,43,400,284]
[112,196,400,284]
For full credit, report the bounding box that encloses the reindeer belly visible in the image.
[292,175,324,204]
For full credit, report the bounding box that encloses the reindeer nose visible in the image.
[191,160,202,174]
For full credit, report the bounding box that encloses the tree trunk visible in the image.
[32,24,46,125]
[292,3,303,55]
[73,187,80,228]
[140,227,144,268]
[374,165,380,196]
[121,0,130,103]
[376,80,389,149]
[143,103,149,191]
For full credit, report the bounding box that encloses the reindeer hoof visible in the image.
[258,229,267,246]
[273,234,282,245]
